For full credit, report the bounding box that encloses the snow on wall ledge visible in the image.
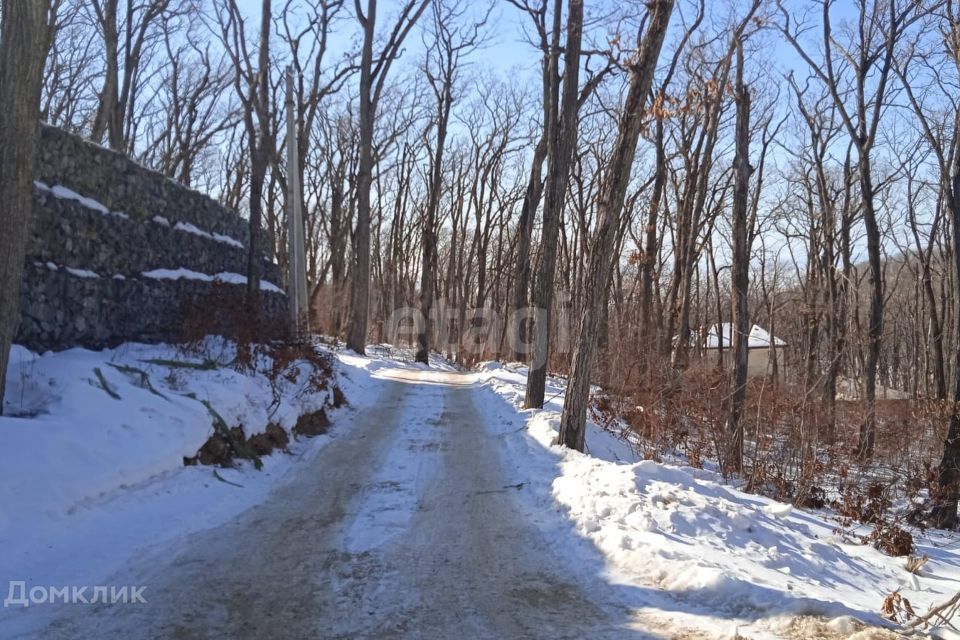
[16,126,286,352]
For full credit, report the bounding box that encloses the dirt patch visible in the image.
[185,425,258,468]
[186,430,234,467]
[186,407,331,470]
[248,423,290,456]
[293,409,330,437]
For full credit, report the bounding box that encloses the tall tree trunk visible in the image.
[416,92,451,364]
[638,119,666,377]
[91,0,119,148]
[856,157,882,459]
[922,259,947,400]
[245,0,272,316]
[821,233,843,441]
[347,0,377,354]
[0,0,51,412]
[511,136,547,361]
[524,0,582,409]
[727,43,751,474]
[557,0,674,451]
[824,157,854,436]
[346,0,429,352]
[930,163,960,528]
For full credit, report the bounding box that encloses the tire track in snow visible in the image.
[27,368,654,639]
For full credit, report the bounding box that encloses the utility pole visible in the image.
[285,67,308,338]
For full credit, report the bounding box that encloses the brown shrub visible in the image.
[867,524,914,557]
[179,283,290,361]
[593,348,950,531]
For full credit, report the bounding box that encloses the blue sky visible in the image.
[224,0,901,270]
[233,0,540,79]
[227,0,851,103]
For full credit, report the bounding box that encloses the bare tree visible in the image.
[0,0,53,412]
[415,0,489,364]
[667,0,760,368]
[636,0,705,376]
[905,0,960,527]
[41,0,101,131]
[88,0,186,151]
[214,0,275,313]
[140,23,237,186]
[347,0,431,354]
[726,42,752,473]
[505,0,549,363]
[523,0,583,408]
[278,0,356,289]
[557,0,675,451]
[778,0,925,458]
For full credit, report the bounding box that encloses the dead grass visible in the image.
[592,353,954,547]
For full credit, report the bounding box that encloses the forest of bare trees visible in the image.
[8,0,960,528]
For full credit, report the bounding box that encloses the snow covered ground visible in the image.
[3,342,960,638]
[0,338,360,636]
[474,360,960,639]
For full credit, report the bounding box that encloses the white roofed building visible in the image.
[697,323,786,378]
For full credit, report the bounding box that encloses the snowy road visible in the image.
[31,368,655,639]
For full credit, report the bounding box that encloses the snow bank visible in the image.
[0,338,357,617]
[0,340,374,637]
[0,341,336,528]
[474,362,960,639]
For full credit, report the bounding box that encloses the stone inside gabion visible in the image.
[17,126,287,352]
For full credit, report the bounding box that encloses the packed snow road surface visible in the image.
[31,368,651,639]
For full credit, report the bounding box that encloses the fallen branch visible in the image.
[106,363,168,399]
[93,367,120,400]
[213,470,244,488]
[905,590,960,631]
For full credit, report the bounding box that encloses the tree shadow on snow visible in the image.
[476,385,898,638]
